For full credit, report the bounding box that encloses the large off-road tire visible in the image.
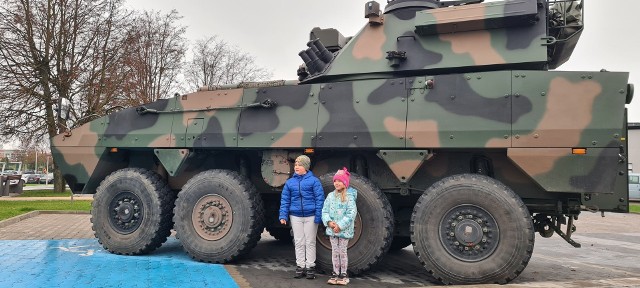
[410,174,535,285]
[91,168,174,255]
[266,226,293,242]
[388,236,412,252]
[173,169,264,263]
[317,173,394,275]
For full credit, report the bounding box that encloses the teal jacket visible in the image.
[321,187,358,239]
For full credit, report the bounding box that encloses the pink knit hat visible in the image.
[333,167,350,188]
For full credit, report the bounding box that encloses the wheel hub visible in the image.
[192,194,233,241]
[439,205,499,262]
[108,192,143,234]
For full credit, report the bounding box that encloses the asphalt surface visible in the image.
[0,204,639,287]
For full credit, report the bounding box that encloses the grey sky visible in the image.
[126,0,639,122]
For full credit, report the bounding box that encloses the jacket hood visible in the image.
[347,187,357,200]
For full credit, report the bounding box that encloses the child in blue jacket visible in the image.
[279,155,325,279]
[322,167,357,285]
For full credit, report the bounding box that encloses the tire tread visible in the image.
[173,169,264,263]
[91,168,174,255]
[410,173,535,285]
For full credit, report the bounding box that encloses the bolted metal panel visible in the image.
[238,84,316,148]
[414,0,539,35]
[377,149,431,183]
[102,98,176,148]
[512,70,629,148]
[407,71,512,148]
[174,89,243,148]
[321,3,548,82]
[184,118,204,147]
[316,79,407,148]
[508,147,620,194]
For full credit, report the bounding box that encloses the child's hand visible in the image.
[333,225,341,233]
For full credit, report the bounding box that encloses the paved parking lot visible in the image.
[0,238,236,288]
[1,211,640,287]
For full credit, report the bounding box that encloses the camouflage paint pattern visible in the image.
[377,150,430,183]
[239,85,315,147]
[47,3,635,285]
[321,0,546,82]
[154,149,190,176]
[177,88,243,148]
[51,0,632,214]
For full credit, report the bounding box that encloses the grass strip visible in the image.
[0,200,91,221]
[630,203,640,213]
[17,190,73,197]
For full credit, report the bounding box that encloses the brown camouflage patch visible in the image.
[271,127,305,148]
[149,133,175,147]
[352,25,386,60]
[403,118,441,148]
[389,159,424,182]
[440,30,505,65]
[491,152,530,185]
[179,89,243,127]
[431,2,486,31]
[382,116,406,140]
[485,136,510,148]
[51,122,99,147]
[516,78,602,147]
[508,148,571,176]
[56,147,100,176]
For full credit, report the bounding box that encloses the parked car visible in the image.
[0,170,17,175]
[21,173,41,184]
[1,170,21,186]
[39,173,54,184]
[630,173,640,201]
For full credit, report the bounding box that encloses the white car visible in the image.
[0,170,21,186]
[39,173,54,184]
[22,173,41,184]
[630,173,640,201]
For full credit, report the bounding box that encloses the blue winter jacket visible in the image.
[279,171,325,224]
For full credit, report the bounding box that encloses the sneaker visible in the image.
[305,266,316,279]
[294,266,305,279]
[327,272,339,285]
[336,273,349,285]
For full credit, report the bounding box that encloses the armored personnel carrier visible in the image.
[51,0,634,284]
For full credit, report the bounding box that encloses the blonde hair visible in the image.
[335,188,347,203]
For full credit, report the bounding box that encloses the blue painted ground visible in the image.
[0,237,238,288]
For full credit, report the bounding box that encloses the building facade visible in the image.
[629,123,640,173]
[0,148,19,161]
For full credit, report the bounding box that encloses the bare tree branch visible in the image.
[119,9,186,106]
[184,36,272,91]
[0,0,133,191]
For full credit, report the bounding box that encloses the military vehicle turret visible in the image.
[51,0,634,284]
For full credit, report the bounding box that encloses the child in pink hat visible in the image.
[322,167,358,285]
